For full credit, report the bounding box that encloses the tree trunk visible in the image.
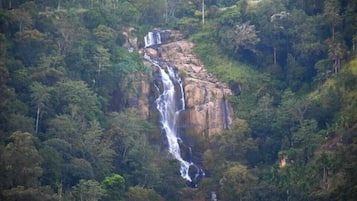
[202,0,205,25]
[58,182,63,201]
[322,166,329,190]
[273,47,277,65]
[35,105,40,135]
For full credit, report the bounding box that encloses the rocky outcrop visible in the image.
[146,31,233,136]
[122,27,138,52]
[122,72,152,118]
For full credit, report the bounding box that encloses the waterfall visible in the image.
[145,53,203,183]
[222,94,231,129]
[144,31,162,48]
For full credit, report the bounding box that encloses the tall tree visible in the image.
[72,179,104,201]
[2,186,59,201]
[125,186,164,201]
[233,22,260,54]
[82,120,115,180]
[0,131,43,188]
[101,174,125,201]
[9,8,32,32]
[92,24,116,48]
[323,0,342,40]
[14,29,47,67]
[166,0,177,21]
[327,39,346,73]
[129,0,166,24]
[30,82,51,135]
[94,45,111,81]
[50,80,101,121]
[219,163,257,201]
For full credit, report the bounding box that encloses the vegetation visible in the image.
[0,0,356,201]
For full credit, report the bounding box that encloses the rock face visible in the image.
[147,31,233,136]
[122,72,152,118]
[122,27,138,52]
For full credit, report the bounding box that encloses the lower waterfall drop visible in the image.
[145,53,204,184]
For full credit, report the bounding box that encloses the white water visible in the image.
[144,31,162,48]
[145,54,196,182]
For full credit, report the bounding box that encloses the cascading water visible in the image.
[144,53,204,184]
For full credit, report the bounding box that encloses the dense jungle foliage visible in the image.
[0,0,356,200]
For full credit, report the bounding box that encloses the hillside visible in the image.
[0,0,357,201]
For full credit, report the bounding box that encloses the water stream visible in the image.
[144,53,203,184]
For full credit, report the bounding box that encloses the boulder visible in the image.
[146,48,158,58]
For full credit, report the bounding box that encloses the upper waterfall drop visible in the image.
[144,30,171,48]
[144,31,161,48]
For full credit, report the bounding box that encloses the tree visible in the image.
[47,114,83,146]
[270,10,289,65]
[101,174,125,201]
[211,119,256,163]
[53,11,86,55]
[249,0,286,67]
[250,93,275,133]
[40,138,76,192]
[327,39,346,73]
[6,114,35,134]
[290,119,322,161]
[278,90,309,128]
[125,186,164,201]
[14,29,47,67]
[30,53,65,85]
[219,163,257,201]
[64,158,94,186]
[94,45,111,81]
[323,0,342,40]
[166,0,177,22]
[30,82,51,135]
[232,22,260,54]
[9,8,33,33]
[93,24,116,48]
[115,1,140,25]
[107,109,157,187]
[51,80,101,121]
[0,131,42,188]
[129,0,166,25]
[288,10,325,73]
[0,33,13,139]
[82,120,115,180]
[315,152,338,191]
[72,179,104,201]
[2,186,59,201]
[218,21,260,56]
[39,145,64,190]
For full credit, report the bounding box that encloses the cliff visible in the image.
[145,31,233,136]
[122,30,233,136]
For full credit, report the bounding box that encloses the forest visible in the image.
[0,0,356,200]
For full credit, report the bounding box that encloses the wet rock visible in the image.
[156,35,233,136]
[130,30,233,136]
[146,48,158,58]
